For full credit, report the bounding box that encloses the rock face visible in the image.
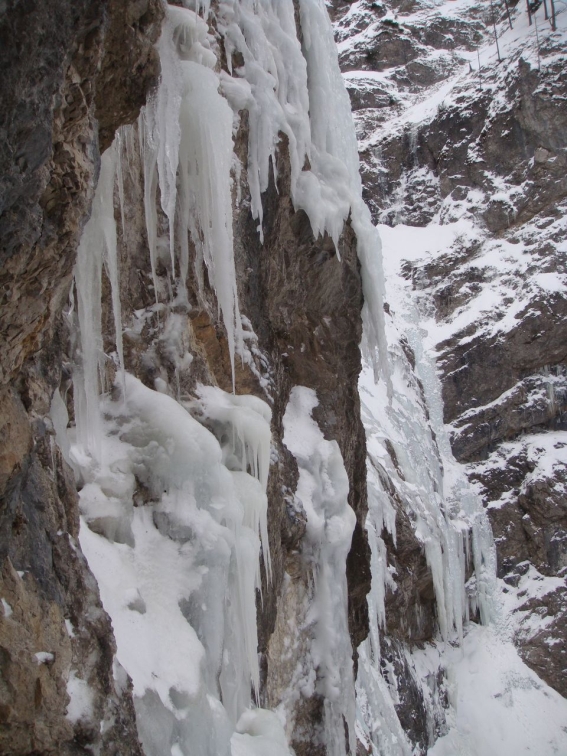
[4,0,564,752]
[331,0,567,705]
[0,0,162,751]
[1,1,371,754]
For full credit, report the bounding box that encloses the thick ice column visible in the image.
[283,387,356,756]
[195,385,273,581]
[74,146,122,461]
[74,372,276,755]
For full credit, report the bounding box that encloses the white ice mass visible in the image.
[51,0,567,754]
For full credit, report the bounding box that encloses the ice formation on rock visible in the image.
[355,305,498,753]
[283,387,357,756]
[59,1,510,754]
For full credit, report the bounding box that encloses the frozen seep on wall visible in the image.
[51,1,498,754]
[356,270,497,755]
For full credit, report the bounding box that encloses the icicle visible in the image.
[74,157,110,459]
[50,389,71,467]
[115,129,127,237]
[101,144,125,394]
[139,108,160,303]
[217,0,311,242]
[177,58,243,388]
[154,10,183,273]
[73,146,126,459]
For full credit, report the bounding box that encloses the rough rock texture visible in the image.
[0,0,162,384]
[331,0,567,704]
[2,3,373,755]
[406,50,567,698]
[237,145,370,754]
[0,0,162,751]
[237,142,371,656]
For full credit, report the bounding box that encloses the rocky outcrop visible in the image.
[0,0,162,751]
[405,49,567,698]
[0,0,162,385]
[7,0,565,751]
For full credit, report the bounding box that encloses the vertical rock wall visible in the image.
[0,0,162,751]
[1,1,372,753]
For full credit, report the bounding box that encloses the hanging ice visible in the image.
[73,144,123,463]
[73,372,275,756]
[195,385,272,580]
[283,386,356,756]
[140,5,243,383]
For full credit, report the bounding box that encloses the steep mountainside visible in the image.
[1,0,567,754]
[330,0,567,717]
[0,1,379,753]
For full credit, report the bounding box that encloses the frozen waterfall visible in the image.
[54,1,505,755]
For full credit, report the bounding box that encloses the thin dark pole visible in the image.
[503,0,514,28]
[490,0,503,61]
[550,0,557,30]
[535,12,541,70]
[543,0,549,20]
[526,0,533,26]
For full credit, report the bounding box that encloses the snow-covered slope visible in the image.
[332,0,567,751]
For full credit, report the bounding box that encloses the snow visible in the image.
[72,372,276,754]
[425,625,567,756]
[68,1,383,752]
[354,298,567,755]
[231,709,294,756]
[60,0,567,753]
[1,598,12,618]
[376,211,567,362]
[359,251,498,642]
[194,385,272,580]
[341,0,567,745]
[66,670,94,723]
[34,652,55,664]
[356,190,567,754]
